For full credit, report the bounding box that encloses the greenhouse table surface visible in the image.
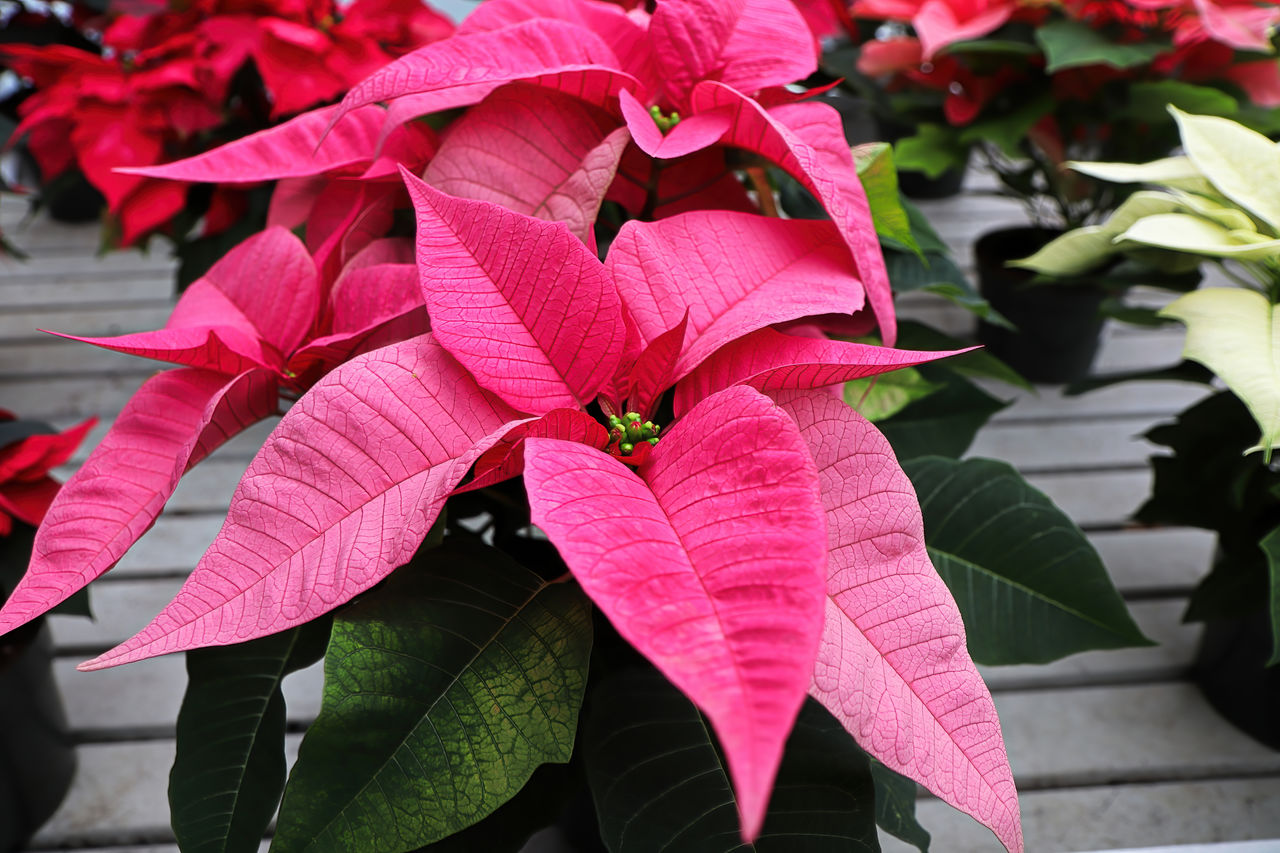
[3,173,1278,853]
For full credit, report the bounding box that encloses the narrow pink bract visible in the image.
[524,385,828,841]
[78,337,523,670]
[774,389,1024,853]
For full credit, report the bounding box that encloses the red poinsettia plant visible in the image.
[0,0,452,255]
[836,0,1280,226]
[0,0,1156,850]
[0,409,94,621]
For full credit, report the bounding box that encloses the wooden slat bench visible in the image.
[3,175,1278,853]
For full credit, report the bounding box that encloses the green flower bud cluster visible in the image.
[649,104,681,134]
[607,412,661,455]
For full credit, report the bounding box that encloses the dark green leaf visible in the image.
[919,283,1010,326]
[271,540,593,853]
[870,761,929,853]
[1128,81,1237,124]
[1136,393,1279,557]
[410,761,577,853]
[585,667,879,852]
[1034,19,1166,72]
[892,125,968,180]
[777,174,827,221]
[1184,550,1267,624]
[885,249,967,292]
[905,456,1153,664]
[1258,526,1280,666]
[171,620,331,853]
[877,367,1008,460]
[959,96,1053,158]
[1097,298,1179,328]
[900,199,951,256]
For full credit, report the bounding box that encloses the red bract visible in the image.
[852,0,1017,56]
[0,228,424,635]
[2,0,452,245]
[0,413,96,536]
[63,177,1020,851]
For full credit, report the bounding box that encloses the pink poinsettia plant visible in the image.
[839,0,1280,226]
[0,1,1032,850]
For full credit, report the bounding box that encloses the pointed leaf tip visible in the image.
[78,337,523,670]
[773,390,1023,853]
[524,385,828,840]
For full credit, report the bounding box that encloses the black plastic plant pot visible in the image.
[974,226,1108,385]
[897,161,968,200]
[1193,612,1280,751]
[0,618,77,852]
[43,170,104,224]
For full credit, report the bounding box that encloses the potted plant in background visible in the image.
[1020,107,1280,748]
[0,409,94,852]
[0,0,453,286]
[0,1,1156,850]
[834,0,1280,382]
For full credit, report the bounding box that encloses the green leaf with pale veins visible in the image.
[904,456,1152,664]
[270,540,593,853]
[845,367,942,422]
[1260,525,1280,666]
[170,619,331,853]
[584,667,879,852]
[854,142,917,252]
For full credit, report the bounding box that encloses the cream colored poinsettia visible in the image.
[1015,107,1280,459]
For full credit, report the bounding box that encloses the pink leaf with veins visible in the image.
[674,327,970,416]
[649,0,746,107]
[268,177,327,229]
[0,368,277,636]
[618,89,730,159]
[772,389,1023,853]
[623,313,687,417]
[690,82,897,345]
[650,0,817,107]
[117,105,392,183]
[79,336,525,671]
[334,19,630,127]
[424,84,628,245]
[606,211,865,380]
[197,226,320,356]
[457,407,609,494]
[458,0,656,86]
[402,169,624,414]
[288,264,426,384]
[46,325,272,376]
[524,385,827,841]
